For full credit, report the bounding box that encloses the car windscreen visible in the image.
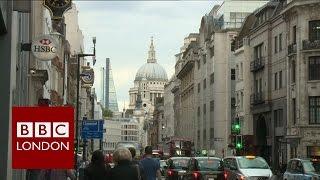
[303,161,316,173]
[171,159,188,169]
[197,159,222,171]
[160,161,167,167]
[237,157,269,169]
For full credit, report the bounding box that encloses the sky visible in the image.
[75,1,221,111]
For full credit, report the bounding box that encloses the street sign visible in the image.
[81,120,104,139]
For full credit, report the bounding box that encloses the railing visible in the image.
[250,92,264,105]
[250,57,265,72]
[302,39,320,51]
[287,43,297,55]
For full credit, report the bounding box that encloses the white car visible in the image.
[224,156,273,179]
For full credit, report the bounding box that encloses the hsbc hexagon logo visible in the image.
[12,107,74,169]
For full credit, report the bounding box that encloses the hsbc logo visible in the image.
[12,107,74,169]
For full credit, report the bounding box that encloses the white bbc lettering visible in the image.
[16,122,69,138]
[53,122,69,137]
[35,122,51,138]
[17,122,33,138]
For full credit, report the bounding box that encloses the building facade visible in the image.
[283,0,320,163]
[128,38,168,147]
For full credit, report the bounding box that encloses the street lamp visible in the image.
[75,37,96,171]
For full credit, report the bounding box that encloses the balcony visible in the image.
[250,57,265,72]
[302,39,320,51]
[287,43,297,56]
[250,92,265,105]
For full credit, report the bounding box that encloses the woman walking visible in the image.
[84,150,110,180]
[110,148,140,180]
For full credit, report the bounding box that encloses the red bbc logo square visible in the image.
[12,107,74,169]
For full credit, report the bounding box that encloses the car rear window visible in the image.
[171,159,188,169]
[197,159,222,171]
[237,157,269,169]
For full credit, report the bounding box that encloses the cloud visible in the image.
[75,1,221,111]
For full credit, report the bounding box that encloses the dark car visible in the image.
[160,160,167,176]
[166,157,190,180]
[183,157,224,180]
[283,158,320,179]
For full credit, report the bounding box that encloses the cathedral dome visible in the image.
[135,62,168,81]
[135,37,168,82]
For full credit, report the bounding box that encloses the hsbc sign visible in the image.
[12,107,74,169]
[31,35,58,61]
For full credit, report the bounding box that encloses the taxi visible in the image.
[223,156,273,180]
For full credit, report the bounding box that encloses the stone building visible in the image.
[176,38,199,142]
[234,0,320,168]
[163,77,175,140]
[127,38,168,147]
[283,0,320,162]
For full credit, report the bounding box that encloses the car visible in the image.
[183,157,224,180]
[283,158,320,179]
[166,157,190,180]
[223,156,273,180]
[160,160,168,176]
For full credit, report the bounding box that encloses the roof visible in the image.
[135,62,168,81]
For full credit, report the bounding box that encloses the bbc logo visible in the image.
[17,122,69,138]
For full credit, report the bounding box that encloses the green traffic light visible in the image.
[235,124,240,130]
[236,143,242,149]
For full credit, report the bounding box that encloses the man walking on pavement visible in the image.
[139,146,161,180]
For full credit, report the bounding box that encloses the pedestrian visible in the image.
[84,150,111,180]
[38,169,76,180]
[129,147,146,180]
[110,147,140,180]
[139,146,161,180]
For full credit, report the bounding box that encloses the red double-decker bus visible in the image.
[159,138,193,158]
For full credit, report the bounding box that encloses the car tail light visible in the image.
[167,169,173,176]
[224,171,227,180]
[193,171,200,180]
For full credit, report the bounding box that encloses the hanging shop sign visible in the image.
[81,68,94,86]
[43,0,72,20]
[31,35,58,61]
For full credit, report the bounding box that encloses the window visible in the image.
[309,96,320,124]
[274,109,283,127]
[197,106,200,117]
[292,60,296,83]
[198,83,200,93]
[241,92,244,110]
[203,129,206,144]
[274,36,278,53]
[198,60,201,69]
[210,100,214,112]
[197,130,200,142]
[231,98,236,107]
[203,104,206,115]
[309,20,320,41]
[203,79,206,89]
[210,128,214,138]
[309,56,320,80]
[293,26,297,44]
[279,33,283,51]
[254,44,263,59]
[203,54,206,64]
[231,69,236,80]
[293,98,296,125]
[274,72,278,90]
[210,73,214,84]
[279,71,282,89]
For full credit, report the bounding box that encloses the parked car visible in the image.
[224,156,273,180]
[283,158,320,179]
[166,157,190,180]
[183,157,224,180]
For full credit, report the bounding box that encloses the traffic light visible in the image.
[235,135,243,149]
[232,117,241,134]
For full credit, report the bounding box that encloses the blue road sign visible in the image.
[81,120,104,139]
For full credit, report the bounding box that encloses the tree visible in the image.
[103,108,113,118]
